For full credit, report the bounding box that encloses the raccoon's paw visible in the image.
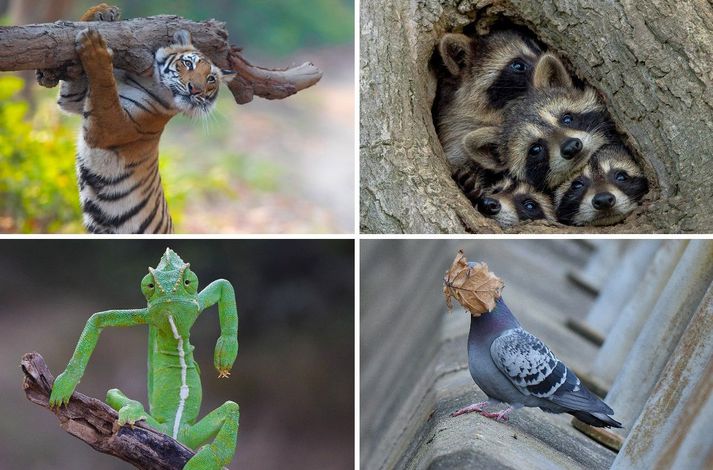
[80,4,121,22]
[452,168,481,206]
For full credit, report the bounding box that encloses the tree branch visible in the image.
[0,15,322,105]
[21,352,194,470]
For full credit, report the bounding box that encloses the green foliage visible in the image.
[0,76,83,233]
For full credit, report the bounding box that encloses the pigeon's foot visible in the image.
[480,406,512,422]
[450,401,489,417]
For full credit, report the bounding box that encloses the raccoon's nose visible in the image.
[592,192,616,210]
[478,197,501,216]
[560,138,583,159]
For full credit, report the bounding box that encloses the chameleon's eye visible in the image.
[141,273,156,299]
[183,269,198,293]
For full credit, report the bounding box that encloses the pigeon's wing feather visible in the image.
[490,328,612,413]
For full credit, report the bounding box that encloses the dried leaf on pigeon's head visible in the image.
[443,250,504,316]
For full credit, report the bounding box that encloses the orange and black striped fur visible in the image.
[53,4,234,233]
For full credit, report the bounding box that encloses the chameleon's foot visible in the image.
[49,371,79,408]
[106,388,151,427]
[117,403,149,426]
[183,446,223,470]
[183,401,240,469]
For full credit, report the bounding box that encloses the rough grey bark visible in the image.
[360,0,713,234]
[21,352,194,470]
[0,16,322,105]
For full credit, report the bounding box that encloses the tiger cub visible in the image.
[50,4,234,233]
[555,145,648,226]
[474,176,555,227]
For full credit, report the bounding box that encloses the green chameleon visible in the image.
[49,248,240,469]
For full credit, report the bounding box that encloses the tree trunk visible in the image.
[360,0,713,234]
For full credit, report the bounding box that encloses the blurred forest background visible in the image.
[0,240,354,469]
[0,0,354,233]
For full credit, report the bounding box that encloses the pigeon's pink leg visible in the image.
[480,406,513,422]
[450,401,489,417]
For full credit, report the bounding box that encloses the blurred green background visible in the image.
[0,240,354,469]
[0,0,355,233]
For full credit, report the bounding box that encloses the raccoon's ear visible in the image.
[439,34,474,76]
[463,127,508,172]
[533,53,573,89]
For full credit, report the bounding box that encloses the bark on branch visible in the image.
[21,352,194,470]
[0,15,322,105]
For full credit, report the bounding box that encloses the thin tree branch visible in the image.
[21,352,195,470]
[0,15,321,104]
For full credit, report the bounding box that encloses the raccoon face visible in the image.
[435,31,546,169]
[555,145,648,226]
[502,55,611,191]
[476,177,555,227]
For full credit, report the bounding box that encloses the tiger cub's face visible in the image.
[155,31,235,117]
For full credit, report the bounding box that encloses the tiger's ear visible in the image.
[221,69,237,83]
[173,30,193,46]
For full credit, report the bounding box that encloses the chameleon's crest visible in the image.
[156,248,187,271]
[150,248,190,294]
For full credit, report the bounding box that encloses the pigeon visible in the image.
[451,296,622,428]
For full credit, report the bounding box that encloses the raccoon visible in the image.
[433,30,544,171]
[451,161,506,206]
[474,176,555,227]
[555,145,648,226]
[467,54,614,192]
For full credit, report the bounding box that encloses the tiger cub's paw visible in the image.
[80,3,120,22]
[76,28,113,74]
